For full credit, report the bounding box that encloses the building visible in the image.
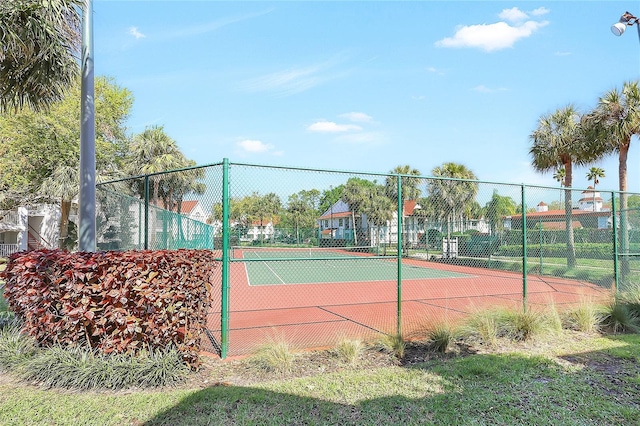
[0,205,60,257]
[504,187,611,231]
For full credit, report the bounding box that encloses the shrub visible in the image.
[0,249,218,368]
[601,300,640,334]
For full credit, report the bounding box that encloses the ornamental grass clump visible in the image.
[334,337,364,365]
[19,345,189,390]
[376,332,405,359]
[427,322,459,354]
[252,338,296,374]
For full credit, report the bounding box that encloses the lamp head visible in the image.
[611,21,626,36]
[611,11,638,36]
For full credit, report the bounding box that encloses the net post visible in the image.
[144,175,149,250]
[521,184,528,311]
[612,192,619,294]
[221,158,230,358]
[397,175,403,336]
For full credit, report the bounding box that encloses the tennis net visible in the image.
[231,246,378,260]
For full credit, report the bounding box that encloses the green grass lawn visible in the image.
[1,333,638,425]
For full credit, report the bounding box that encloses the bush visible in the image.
[0,249,218,368]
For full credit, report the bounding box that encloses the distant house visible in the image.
[317,199,425,246]
[0,205,60,257]
[245,217,279,242]
[504,187,611,231]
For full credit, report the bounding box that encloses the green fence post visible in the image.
[144,175,149,250]
[397,175,403,336]
[521,185,528,311]
[221,158,230,358]
[612,192,619,294]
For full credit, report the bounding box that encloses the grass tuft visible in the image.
[601,300,640,334]
[252,338,296,374]
[334,337,363,365]
[426,323,458,353]
[0,322,36,372]
[376,333,405,359]
[563,300,604,333]
[463,309,501,346]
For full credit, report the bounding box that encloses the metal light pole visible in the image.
[611,11,640,42]
[79,0,96,252]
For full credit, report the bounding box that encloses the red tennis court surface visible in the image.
[203,258,611,357]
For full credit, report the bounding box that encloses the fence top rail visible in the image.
[97,158,636,197]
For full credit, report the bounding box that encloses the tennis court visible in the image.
[204,247,611,356]
[236,246,472,286]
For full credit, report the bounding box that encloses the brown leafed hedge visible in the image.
[0,249,218,368]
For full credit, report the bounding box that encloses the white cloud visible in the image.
[129,27,146,39]
[435,7,549,52]
[242,56,348,96]
[499,7,529,23]
[307,121,362,133]
[554,51,572,57]
[435,20,548,52]
[339,112,373,123]
[530,7,550,17]
[237,139,275,153]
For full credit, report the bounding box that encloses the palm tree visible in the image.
[586,167,605,212]
[341,178,375,245]
[127,126,184,206]
[385,165,422,206]
[583,81,640,275]
[127,126,187,247]
[363,184,395,250]
[427,162,478,239]
[0,0,82,112]
[530,105,594,269]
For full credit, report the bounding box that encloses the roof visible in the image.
[506,209,611,219]
[156,200,201,214]
[403,199,421,216]
[318,211,352,220]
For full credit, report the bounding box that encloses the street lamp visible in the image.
[611,11,640,41]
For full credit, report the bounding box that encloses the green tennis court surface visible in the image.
[233,247,472,286]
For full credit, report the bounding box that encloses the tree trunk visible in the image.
[59,199,71,249]
[351,211,358,245]
[619,143,630,277]
[564,161,577,269]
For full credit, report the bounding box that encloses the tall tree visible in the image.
[584,81,640,274]
[530,105,593,269]
[427,162,478,238]
[0,0,82,112]
[586,167,605,211]
[385,165,422,206]
[341,178,376,245]
[363,184,395,248]
[483,190,517,234]
[127,126,184,206]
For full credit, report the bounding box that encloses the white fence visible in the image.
[0,244,19,258]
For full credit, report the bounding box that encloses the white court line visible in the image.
[246,251,286,285]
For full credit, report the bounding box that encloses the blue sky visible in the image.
[94,1,640,193]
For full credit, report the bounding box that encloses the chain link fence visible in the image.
[96,159,639,357]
